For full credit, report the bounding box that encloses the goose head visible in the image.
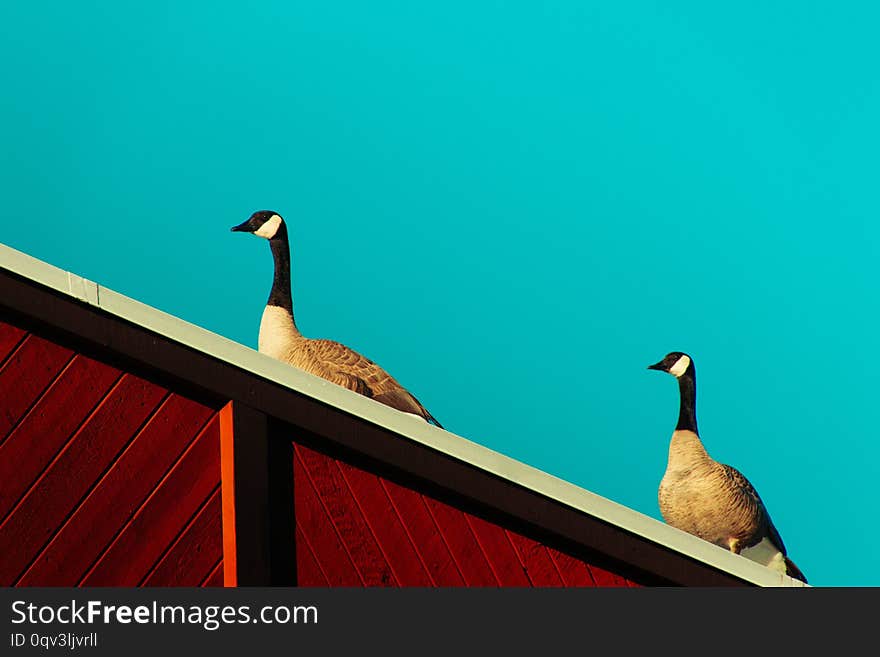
[231,210,286,240]
[647,351,693,378]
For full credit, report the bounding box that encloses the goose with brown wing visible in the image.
[232,210,442,427]
[647,351,805,583]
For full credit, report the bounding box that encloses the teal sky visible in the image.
[3,3,878,586]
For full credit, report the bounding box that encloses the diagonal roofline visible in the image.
[0,241,806,587]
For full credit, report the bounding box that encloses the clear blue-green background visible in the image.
[2,3,876,586]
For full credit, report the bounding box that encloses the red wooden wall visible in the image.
[1,315,640,587]
[0,320,224,587]
[293,443,638,587]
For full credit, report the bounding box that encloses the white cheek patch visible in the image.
[669,354,691,377]
[254,214,282,239]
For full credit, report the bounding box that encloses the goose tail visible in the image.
[425,411,443,430]
[784,557,808,584]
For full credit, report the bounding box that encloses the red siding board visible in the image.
[0,374,167,585]
[380,479,465,586]
[0,319,642,588]
[546,548,597,587]
[0,323,26,365]
[0,333,74,444]
[0,354,122,524]
[295,444,395,586]
[585,563,631,587]
[80,415,221,586]
[465,514,531,586]
[293,451,363,586]
[17,396,215,586]
[336,460,433,586]
[287,447,640,587]
[423,497,499,586]
[506,531,565,587]
[141,488,223,587]
[202,560,225,587]
[295,526,330,587]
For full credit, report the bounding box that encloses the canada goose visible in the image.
[231,210,442,427]
[647,351,806,583]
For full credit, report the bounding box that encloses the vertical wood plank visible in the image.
[219,403,238,586]
[219,402,296,587]
[219,403,237,585]
[266,420,296,586]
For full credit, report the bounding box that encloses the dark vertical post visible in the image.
[220,401,296,586]
[266,417,297,584]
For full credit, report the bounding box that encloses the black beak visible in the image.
[647,361,666,371]
[230,220,252,233]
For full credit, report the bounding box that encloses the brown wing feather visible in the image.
[300,338,442,426]
[720,464,788,556]
[726,464,806,582]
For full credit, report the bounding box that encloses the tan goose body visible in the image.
[659,429,770,553]
[649,352,806,583]
[235,211,442,427]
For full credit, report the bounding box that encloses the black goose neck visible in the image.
[267,224,293,314]
[676,365,698,433]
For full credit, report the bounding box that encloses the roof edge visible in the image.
[0,242,807,587]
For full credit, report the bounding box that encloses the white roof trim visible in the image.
[0,242,807,587]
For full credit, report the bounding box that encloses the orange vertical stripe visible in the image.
[219,402,237,587]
